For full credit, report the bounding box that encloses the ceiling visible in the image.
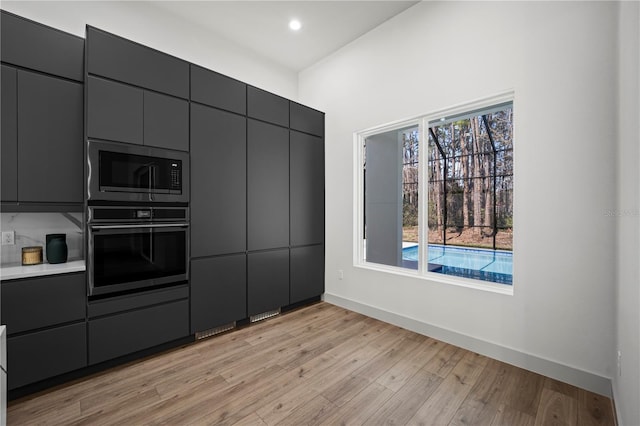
[150,1,420,72]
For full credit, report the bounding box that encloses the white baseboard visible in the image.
[323,293,613,398]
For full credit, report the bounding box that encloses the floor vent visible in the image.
[250,308,280,323]
[195,322,235,340]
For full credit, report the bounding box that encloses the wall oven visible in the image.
[88,206,189,296]
[88,140,189,204]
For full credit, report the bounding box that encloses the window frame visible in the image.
[353,90,515,295]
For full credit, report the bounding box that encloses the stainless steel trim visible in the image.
[90,223,189,230]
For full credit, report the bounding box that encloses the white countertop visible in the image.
[0,260,85,281]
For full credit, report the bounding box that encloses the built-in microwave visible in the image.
[88,140,189,204]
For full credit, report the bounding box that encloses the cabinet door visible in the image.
[290,245,324,304]
[248,249,289,316]
[290,131,325,246]
[290,102,324,137]
[191,104,246,257]
[87,76,143,145]
[247,86,289,128]
[1,11,84,82]
[17,70,83,203]
[87,27,189,99]
[144,91,189,151]
[1,273,85,335]
[191,255,246,334]
[89,300,189,365]
[191,65,246,115]
[1,65,17,202]
[247,120,289,251]
[8,323,86,390]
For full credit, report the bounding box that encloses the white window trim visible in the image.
[353,90,515,295]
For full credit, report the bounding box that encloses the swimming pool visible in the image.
[402,244,513,285]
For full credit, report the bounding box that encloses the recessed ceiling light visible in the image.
[289,19,302,31]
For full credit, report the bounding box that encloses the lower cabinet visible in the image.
[191,254,247,334]
[88,299,189,365]
[290,245,325,304]
[247,249,289,316]
[8,322,86,390]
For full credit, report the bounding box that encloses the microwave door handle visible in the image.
[90,223,189,230]
[148,165,154,202]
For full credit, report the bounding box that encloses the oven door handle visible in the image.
[90,223,189,230]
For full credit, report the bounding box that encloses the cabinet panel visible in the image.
[191,65,246,115]
[290,102,324,137]
[1,11,84,82]
[248,249,289,316]
[17,70,83,203]
[144,91,189,151]
[1,273,85,335]
[87,27,189,99]
[87,76,143,145]
[7,322,86,390]
[290,245,324,304]
[191,255,247,333]
[89,300,189,365]
[1,65,18,202]
[247,86,289,128]
[191,104,246,257]
[247,120,289,251]
[290,131,325,246]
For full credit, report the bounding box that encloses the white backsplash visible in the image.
[0,212,84,266]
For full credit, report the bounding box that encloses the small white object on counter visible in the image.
[0,260,85,281]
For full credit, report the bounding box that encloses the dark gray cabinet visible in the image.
[1,64,18,202]
[247,86,289,128]
[1,272,87,390]
[89,300,189,365]
[17,70,83,203]
[144,91,189,151]
[290,131,325,247]
[290,102,324,137]
[191,254,246,333]
[1,273,85,334]
[88,76,188,151]
[247,119,289,251]
[87,26,189,99]
[248,249,289,316]
[191,65,246,115]
[1,10,84,82]
[8,323,87,390]
[191,104,246,257]
[290,245,325,304]
[87,76,143,145]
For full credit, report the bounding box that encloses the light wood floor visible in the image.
[8,302,615,425]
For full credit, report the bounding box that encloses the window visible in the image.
[356,94,514,289]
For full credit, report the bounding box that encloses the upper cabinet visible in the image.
[86,27,189,151]
[86,27,188,99]
[290,102,324,138]
[247,86,289,128]
[191,65,246,115]
[1,11,83,82]
[1,11,84,206]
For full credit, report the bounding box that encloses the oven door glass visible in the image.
[89,224,187,295]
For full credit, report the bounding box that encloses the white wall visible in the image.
[0,1,298,100]
[300,1,619,397]
[614,1,640,425]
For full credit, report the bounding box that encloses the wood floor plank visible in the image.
[534,387,578,426]
[577,389,615,426]
[318,382,393,426]
[6,302,616,426]
[376,336,443,392]
[367,368,443,425]
[407,351,488,425]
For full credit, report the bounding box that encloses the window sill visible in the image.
[353,261,514,296]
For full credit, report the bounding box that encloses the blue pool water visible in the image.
[402,245,513,285]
